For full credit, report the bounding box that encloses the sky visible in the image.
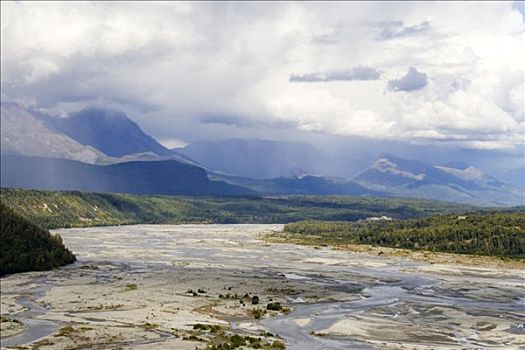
[1,1,524,151]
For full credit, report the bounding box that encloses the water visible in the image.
[2,224,524,349]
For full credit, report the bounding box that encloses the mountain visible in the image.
[215,174,387,197]
[2,103,521,206]
[1,103,202,166]
[499,166,525,188]
[0,202,76,276]
[1,103,109,164]
[48,106,173,157]
[1,155,252,196]
[354,154,524,206]
[177,139,358,179]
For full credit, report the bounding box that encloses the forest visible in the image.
[283,213,525,258]
[0,187,476,229]
[0,202,76,276]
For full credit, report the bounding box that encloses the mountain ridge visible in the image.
[354,154,523,206]
[46,106,174,157]
[1,103,522,206]
[1,155,252,196]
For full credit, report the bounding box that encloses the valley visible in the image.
[2,3,524,350]
[1,224,524,350]
[1,103,523,206]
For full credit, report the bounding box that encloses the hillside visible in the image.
[0,103,109,164]
[1,155,251,196]
[177,139,353,179]
[0,188,475,229]
[3,102,522,207]
[0,203,76,276]
[48,106,174,157]
[354,154,524,206]
[219,175,388,196]
[283,212,525,258]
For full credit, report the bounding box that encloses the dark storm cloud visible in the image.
[388,67,428,92]
[290,66,381,83]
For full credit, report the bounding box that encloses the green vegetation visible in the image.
[1,187,478,229]
[251,308,266,319]
[55,326,77,337]
[125,283,138,291]
[0,316,22,324]
[0,202,76,276]
[266,302,282,311]
[283,212,525,258]
[204,332,285,349]
[193,324,222,333]
[142,322,158,330]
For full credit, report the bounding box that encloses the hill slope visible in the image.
[0,103,108,164]
[48,106,173,157]
[177,139,355,179]
[354,154,524,206]
[0,203,76,276]
[219,174,388,197]
[0,155,251,196]
[0,188,475,229]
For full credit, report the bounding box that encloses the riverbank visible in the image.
[265,232,525,270]
[0,317,25,339]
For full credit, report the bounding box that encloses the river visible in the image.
[1,224,524,349]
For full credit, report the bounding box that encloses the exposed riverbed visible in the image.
[1,224,524,349]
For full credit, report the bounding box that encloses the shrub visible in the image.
[266,302,282,311]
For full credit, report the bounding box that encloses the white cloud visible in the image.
[1,1,523,150]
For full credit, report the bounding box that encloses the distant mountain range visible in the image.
[176,139,353,179]
[499,166,525,188]
[1,155,250,196]
[214,174,386,197]
[354,154,523,206]
[1,103,523,206]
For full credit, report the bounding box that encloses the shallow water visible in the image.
[2,224,524,349]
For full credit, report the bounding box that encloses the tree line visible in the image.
[1,203,76,276]
[284,212,525,258]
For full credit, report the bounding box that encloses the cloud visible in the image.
[512,1,524,20]
[375,20,433,40]
[289,66,381,82]
[388,67,428,92]
[1,1,524,151]
[310,31,343,45]
[201,113,297,129]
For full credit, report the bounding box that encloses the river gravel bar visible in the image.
[1,224,524,350]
